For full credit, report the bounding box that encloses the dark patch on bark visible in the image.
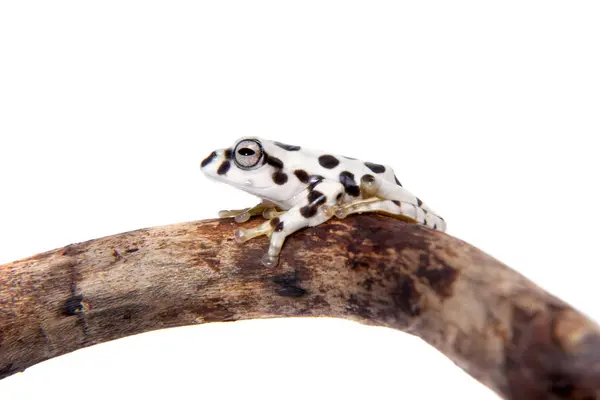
[415,254,457,298]
[345,240,383,270]
[547,372,577,397]
[125,247,139,253]
[351,259,371,269]
[60,256,89,338]
[234,246,273,278]
[272,271,307,297]
[347,293,374,319]
[362,278,374,291]
[390,274,422,317]
[62,294,85,316]
[83,303,153,337]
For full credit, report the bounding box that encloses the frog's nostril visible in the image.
[201,151,217,168]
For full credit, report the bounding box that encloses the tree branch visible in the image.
[1,215,599,399]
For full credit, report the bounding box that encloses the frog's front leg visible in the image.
[236,179,344,267]
[218,200,279,223]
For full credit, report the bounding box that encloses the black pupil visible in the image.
[238,148,255,156]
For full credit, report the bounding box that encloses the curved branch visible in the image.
[1,215,599,399]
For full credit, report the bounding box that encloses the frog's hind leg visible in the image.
[218,200,280,223]
[361,174,423,207]
[344,174,447,231]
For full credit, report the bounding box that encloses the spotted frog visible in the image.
[201,137,446,267]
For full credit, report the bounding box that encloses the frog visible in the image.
[200,136,446,267]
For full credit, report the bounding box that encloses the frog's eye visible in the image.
[233,139,263,169]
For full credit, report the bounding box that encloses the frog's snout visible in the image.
[201,149,234,178]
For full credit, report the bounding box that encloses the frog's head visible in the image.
[201,137,301,202]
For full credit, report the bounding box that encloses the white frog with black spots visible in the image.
[201,137,446,267]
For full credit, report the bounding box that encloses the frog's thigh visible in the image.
[262,180,344,267]
[360,175,419,207]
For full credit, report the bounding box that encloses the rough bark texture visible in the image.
[1,215,599,399]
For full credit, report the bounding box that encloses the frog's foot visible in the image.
[232,215,294,267]
[232,217,283,267]
[219,202,276,223]
[219,208,253,223]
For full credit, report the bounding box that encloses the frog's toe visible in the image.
[234,212,251,223]
[234,227,260,243]
[219,203,273,222]
[218,209,253,223]
[234,228,248,243]
[234,221,272,243]
[261,253,279,268]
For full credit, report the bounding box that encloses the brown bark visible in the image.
[1,215,599,399]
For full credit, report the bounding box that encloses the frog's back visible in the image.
[261,139,401,189]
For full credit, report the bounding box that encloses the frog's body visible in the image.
[201,137,446,267]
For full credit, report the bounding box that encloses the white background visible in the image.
[1,1,599,399]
